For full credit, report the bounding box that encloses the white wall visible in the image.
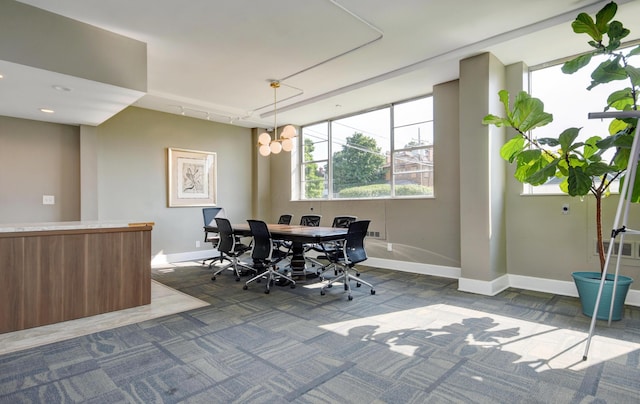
[96,107,253,260]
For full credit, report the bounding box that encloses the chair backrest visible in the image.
[300,214,321,227]
[331,215,357,228]
[344,220,370,265]
[214,217,235,253]
[277,214,293,225]
[247,220,273,260]
[202,207,224,226]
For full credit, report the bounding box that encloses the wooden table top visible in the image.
[205,223,348,243]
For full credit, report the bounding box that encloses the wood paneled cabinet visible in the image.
[0,224,152,334]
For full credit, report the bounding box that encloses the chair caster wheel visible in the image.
[356,282,361,288]
[290,283,296,289]
[348,295,353,301]
[371,289,376,295]
[344,284,349,291]
[327,284,333,289]
[211,276,216,281]
[235,277,241,282]
[356,273,361,277]
[320,290,326,296]
[265,289,270,294]
[243,285,248,290]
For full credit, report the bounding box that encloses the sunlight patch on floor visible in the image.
[319,303,640,372]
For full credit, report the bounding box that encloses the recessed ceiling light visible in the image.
[52,85,71,92]
[39,108,55,114]
[0,74,4,79]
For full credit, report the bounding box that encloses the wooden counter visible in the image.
[0,221,153,334]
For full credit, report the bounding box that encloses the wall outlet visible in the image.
[387,243,393,252]
[195,240,201,248]
[42,195,55,205]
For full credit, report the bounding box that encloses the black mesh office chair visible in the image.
[243,220,295,294]
[277,214,293,225]
[299,214,321,226]
[274,214,294,253]
[211,217,254,281]
[202,207,230,267]
[298,214,322,268]
[320,220,375,300]
[314,215,358,276]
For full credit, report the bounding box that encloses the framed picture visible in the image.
[167,147,217,207]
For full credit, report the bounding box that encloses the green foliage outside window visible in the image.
[332,132,386,193]
[304,138,324,199]
[338,183,432,198]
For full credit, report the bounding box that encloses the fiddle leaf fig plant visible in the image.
[483,1,639,272]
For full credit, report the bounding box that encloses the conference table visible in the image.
[205,223,348,277]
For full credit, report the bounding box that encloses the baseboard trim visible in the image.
[152,249,218,266]
[365,257,461,279]
[458,274,510,296]
[160,252,640,307]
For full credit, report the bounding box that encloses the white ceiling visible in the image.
[4,0,640,128]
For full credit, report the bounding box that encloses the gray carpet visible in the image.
[1,263,640,403]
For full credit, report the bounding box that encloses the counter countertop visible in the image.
[0,221,154,233]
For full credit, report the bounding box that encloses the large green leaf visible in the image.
[606,21,629,49]
[626,65,640,87]
[498,90,511,120]
[619,168,640,203]
[524,159,558,185]
[607,88,634,110]
[500,135,526,162]
[582,136,601,159]
[558,127,581,151]
[482,114,509,127]
[537,137,560,147]
[567,166,592,196]
[562,54,592,74]
[589,57,627,88]
[511,92,553,131]
[584,161,614,176]
[595,2,617,33]
[572,12,601,41]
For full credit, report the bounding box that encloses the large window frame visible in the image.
[526,43,640,195]
[298,95,434,200]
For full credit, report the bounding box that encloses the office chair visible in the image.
[202,207,230,267]
[297,214,322,269]
[320,220,375,300]
[211,217,254,281]
[299,214,321,227]
[277,214,293,225]
[314,215,358,277]
[274,214,294,253]
[243,220,295,294]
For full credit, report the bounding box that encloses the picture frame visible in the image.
[167,147,217,207]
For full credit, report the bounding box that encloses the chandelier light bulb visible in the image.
[258,132,271,145]
[281,125,297,139]
[281,138,293,152]
[259,144,271,156]
[270,141,282,154]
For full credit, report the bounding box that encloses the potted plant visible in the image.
[483,1,639,320]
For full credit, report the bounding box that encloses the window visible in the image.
[527,46,639,194]
[299,95,433,200]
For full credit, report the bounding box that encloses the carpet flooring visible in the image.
[1,262,640,403]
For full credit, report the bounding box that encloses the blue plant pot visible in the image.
[572,271,633,321]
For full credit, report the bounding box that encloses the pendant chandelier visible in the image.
[258,81,297,156]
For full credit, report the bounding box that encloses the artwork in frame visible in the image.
[167,147,217,207]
